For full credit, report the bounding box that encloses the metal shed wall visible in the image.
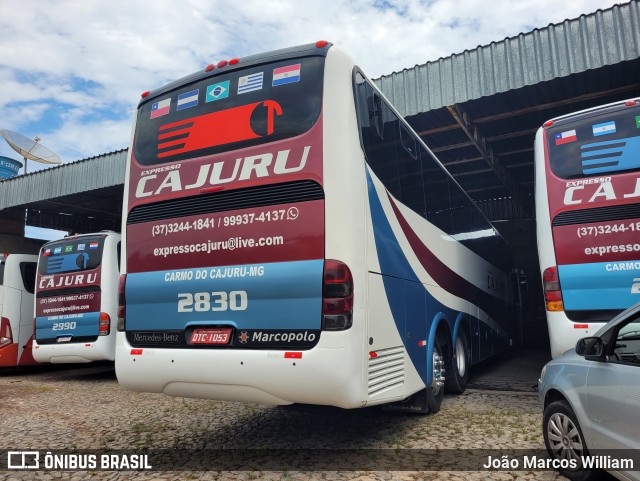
[0,149,127,210]
[374,1,640,117]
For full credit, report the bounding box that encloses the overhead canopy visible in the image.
[374,0,640,213]
[0,150,126,232]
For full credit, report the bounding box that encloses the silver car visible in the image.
[539,302,640,481]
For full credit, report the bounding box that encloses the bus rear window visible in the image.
[39,237,106,275]
[546,102,640,179]
[133,56,325,166]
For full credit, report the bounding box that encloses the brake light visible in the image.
[543,120,554,127]
[0,317,13,348]
[543,266,564,312]
[322,260,353,330]
[99,312,111,336]
[117,274,127,331]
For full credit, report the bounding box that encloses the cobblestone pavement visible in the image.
[0,363,570,481]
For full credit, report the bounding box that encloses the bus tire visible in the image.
[445,329,469,394]
[426,337,444,413]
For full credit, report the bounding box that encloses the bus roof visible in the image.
[139,41,333,108]
[543,97,639,128]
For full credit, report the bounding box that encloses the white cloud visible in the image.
[0,0,622,164]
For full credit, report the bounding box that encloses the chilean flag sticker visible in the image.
[150,98,171,119]
[555,129,577,145]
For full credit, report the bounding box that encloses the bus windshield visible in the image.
[38,236,105,275]
[546,102,640,179]
[133,56,324,165]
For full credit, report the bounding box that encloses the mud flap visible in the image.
[381,388,430,414]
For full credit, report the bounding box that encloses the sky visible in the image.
[0,0,624,238]
[0,0,625,169]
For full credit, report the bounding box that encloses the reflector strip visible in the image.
[574,324,589,329]
[418,340,427,347]
[131,349,143,355]
[284,352,302,359]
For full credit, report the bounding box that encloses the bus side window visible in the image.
[369,93,383,139]
[398,123,425,215]
[20,262,37,294]
[117,242,121,272]
[421,149,453,234]
[356,77,401,199]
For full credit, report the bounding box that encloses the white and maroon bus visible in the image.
[33,231,121,363]
[116,42,521,412]
[535,98,640,358]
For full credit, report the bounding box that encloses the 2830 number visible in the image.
[177,291,248,312]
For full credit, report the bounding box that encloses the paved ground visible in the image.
[467,349,549,392]
[0,350,577,480]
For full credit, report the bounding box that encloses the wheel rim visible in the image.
[547,412,585,461]
[455,335,466,377]
[432,349,445,394]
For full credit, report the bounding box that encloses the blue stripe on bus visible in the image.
[559,262,640,310]
[36,311,101,340]
[125,260,323,331]
[366,170,458,383]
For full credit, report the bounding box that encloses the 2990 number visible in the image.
[52,321,77,331]
[177,291,248,312]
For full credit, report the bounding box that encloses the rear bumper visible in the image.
[115,330,366,408]
[33,335,116,363]
[546,311,605,358]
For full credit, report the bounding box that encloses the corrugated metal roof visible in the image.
[374,1,640,117]
[0,149,127,210]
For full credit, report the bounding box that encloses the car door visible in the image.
[585,312,640,451]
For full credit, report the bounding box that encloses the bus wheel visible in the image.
[445,329,469,394]
[426,338,445,413]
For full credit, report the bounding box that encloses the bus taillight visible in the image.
[99,312,111,336]
[543,266,564,312]
[117,274,127,331]
[322,260,353,330]
[0,317,13,348]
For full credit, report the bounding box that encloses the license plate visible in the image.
[189,328,232,345]
[57,336,72,343]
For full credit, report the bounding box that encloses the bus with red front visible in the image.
[0,253,38,367]
[116,42,522,412]
[535,98,640,358]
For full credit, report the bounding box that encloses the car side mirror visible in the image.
[575,336,604,359]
